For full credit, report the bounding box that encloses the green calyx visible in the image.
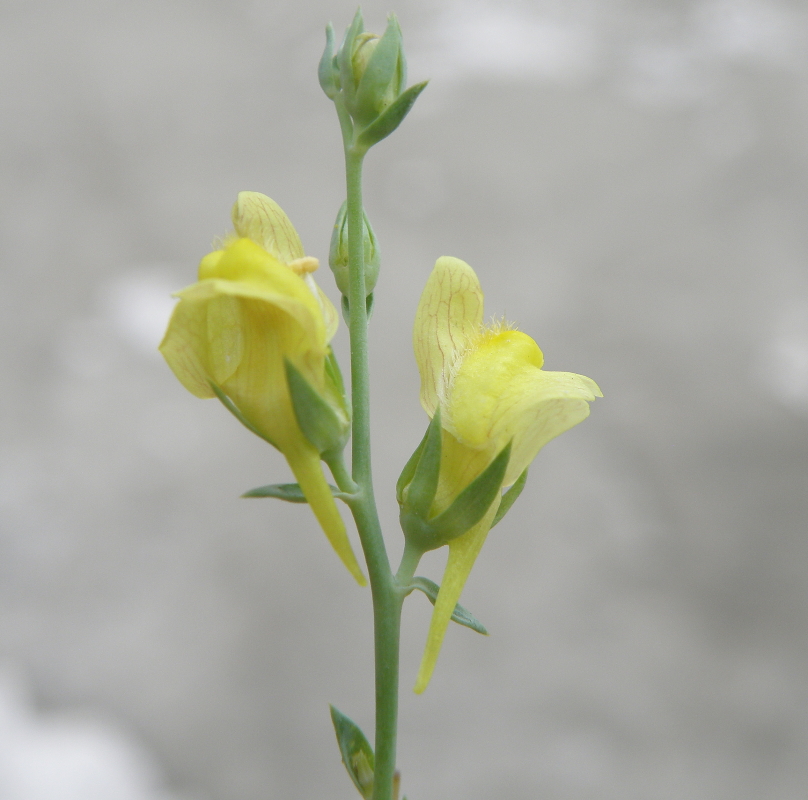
[285,354,351,459]
[397,408,514,552]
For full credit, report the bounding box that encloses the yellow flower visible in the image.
[159,192,365,585]
[411,256,601,691]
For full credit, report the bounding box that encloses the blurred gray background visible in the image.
[1,0,807,798]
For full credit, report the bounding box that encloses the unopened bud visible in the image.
[323,10,427,150]
[328,201,380,298]
[351,33,380,85]
[341,15,406,126]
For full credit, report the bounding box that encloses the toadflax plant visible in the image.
[159,10,601,800]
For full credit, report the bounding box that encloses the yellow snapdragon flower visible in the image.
[159,192,365,585]
[412,257,601,691]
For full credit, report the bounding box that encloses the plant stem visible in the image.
[343,141,401,800]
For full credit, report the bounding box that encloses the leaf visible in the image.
[285,359,349,456]
[428,441,511,544]
[356,80,428,149]
[409,576,488,635]
[490,467,528,529]
[330,705,375,799]
[241,482,341,502]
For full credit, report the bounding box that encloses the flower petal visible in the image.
[413,257,484,416]
[232,191,305,263]
[158,296,217,399]
[448,329,602,484]
[413,498,499,694]
[285,440,366,586]
[493,370,602,484]
[195,238,327,347]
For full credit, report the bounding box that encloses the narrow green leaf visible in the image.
[356,80,428,148]
[330,705,375,799]
[403,407,442,518]
[409,576,489,635]
[429,441,511,544]
[209,381,278,449]
[354,15,402,120]
[285,359,349,455]
[241,482,341,501]
[491,467,528,529]
[318,23,339,99]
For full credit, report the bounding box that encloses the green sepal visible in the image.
[427,441,511,546]
[338,8,365,99]
[324,347,347,401]
[408,576,489,635]
[318,23,339,99]
[353,15,404,125]
[356,80,428,149]
[339,290,376,325]
[330,705,375,799]
[209,381,278,449]
[491,467,528,529]
[241,482,341,502]
[395,424,429,504]
[401,407,442,518]
[285,359,350,457]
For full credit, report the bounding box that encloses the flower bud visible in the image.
[344,17,406,126]
[351,33,380,85]
[323,10,428,149]
[328,201,380,298]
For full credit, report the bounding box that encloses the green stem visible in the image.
[396,540,423,586]
[326,451,358,496]
[343,140,401,800]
